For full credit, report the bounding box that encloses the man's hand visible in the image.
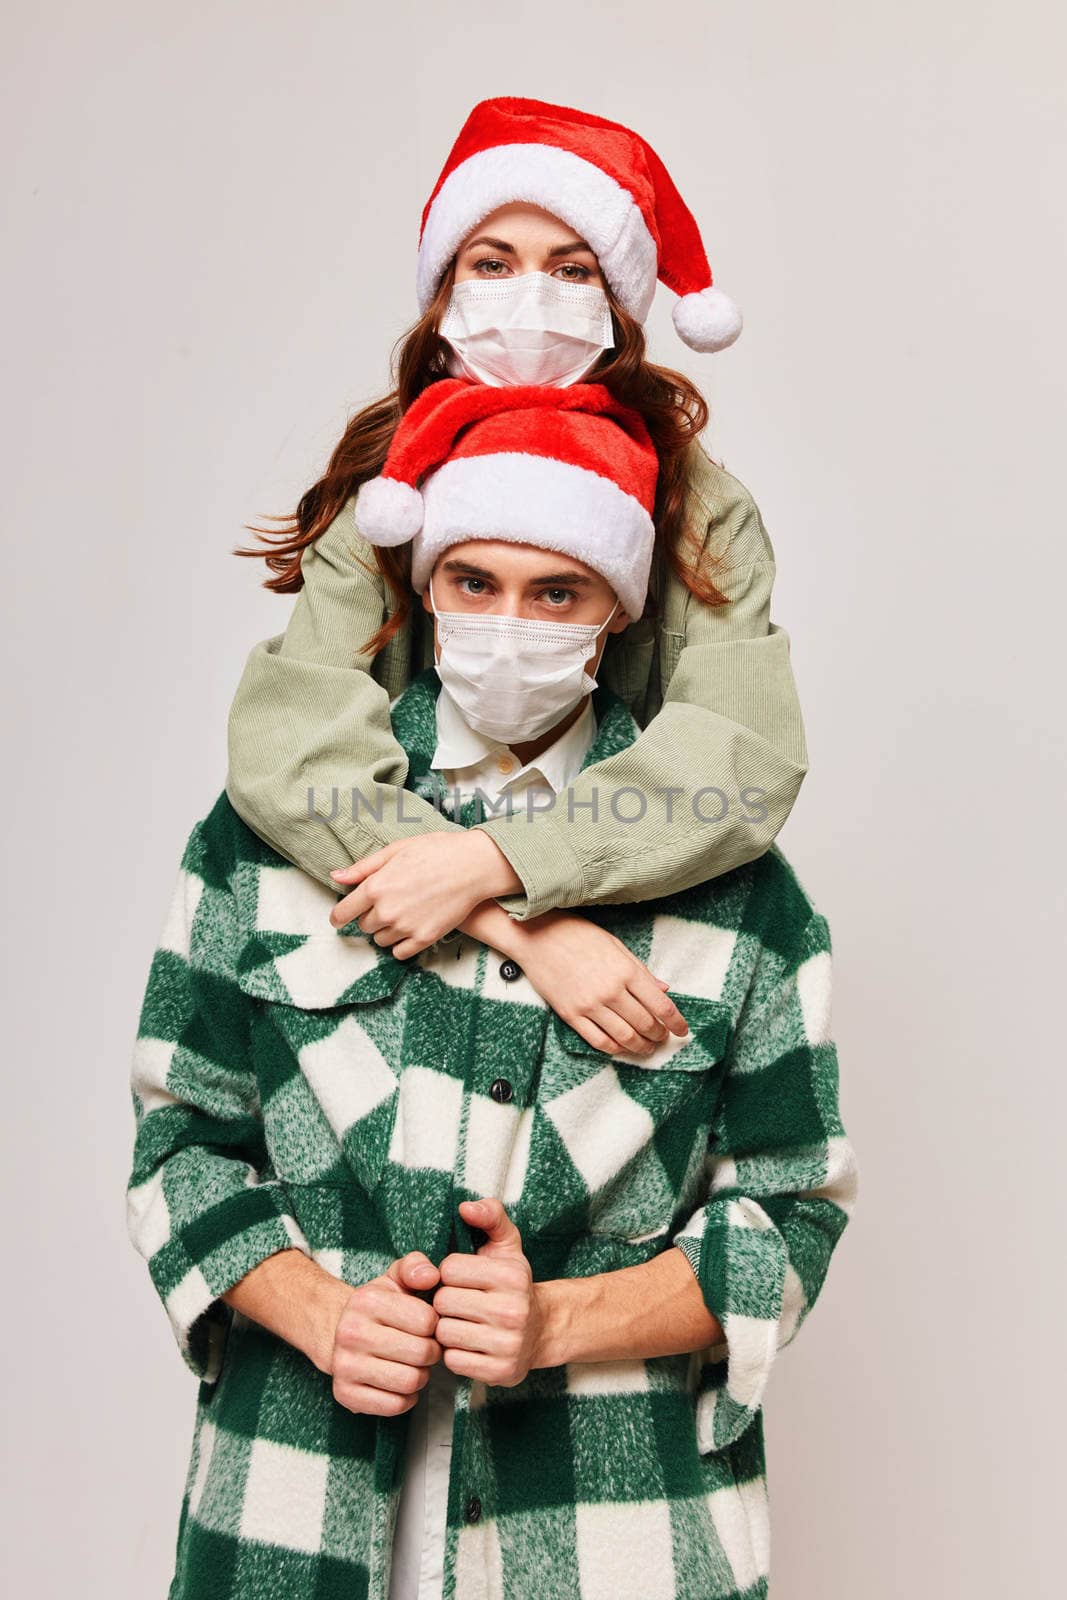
[326,1250,444,1417]
[328,833,522,956]
[432,1198,544,1387]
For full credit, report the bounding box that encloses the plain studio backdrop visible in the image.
[2,3,1063,1595]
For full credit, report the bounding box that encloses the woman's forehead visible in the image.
[459,201,594,250]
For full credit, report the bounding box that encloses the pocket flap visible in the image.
[234,860,413,1010]
[237,929,412,1009]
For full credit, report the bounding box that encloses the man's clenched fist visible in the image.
[327,1251,443,1417]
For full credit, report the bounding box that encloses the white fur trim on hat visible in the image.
[417,143,658,322]
[353,476,425,545]
[671,286,743,353]
[410,452,655,621]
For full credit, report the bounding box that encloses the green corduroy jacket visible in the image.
[225,440,809,920]
[127,666,856,1600]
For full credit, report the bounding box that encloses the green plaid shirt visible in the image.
[126,668,857,1600]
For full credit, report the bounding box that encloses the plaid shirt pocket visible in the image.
[542,992,732,1244]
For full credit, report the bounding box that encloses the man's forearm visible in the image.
[531,1245,724,1368]
[220,1247,351,1373]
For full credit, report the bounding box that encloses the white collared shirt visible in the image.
[387,683,596,1600]
[429,680,597,811]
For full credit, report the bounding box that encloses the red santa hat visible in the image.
[416,96,743,355]
[353,378,659,620]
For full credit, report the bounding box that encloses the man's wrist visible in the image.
[531,1276,590,1369]
[529,1251,725,1370]
[221,1248,351,1374]
[302,1270,352,1374]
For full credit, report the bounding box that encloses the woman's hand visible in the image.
[503,908,690,1056]
[326,1251,444,1417]
[328,832,522,956]
[433,1199,544,1387]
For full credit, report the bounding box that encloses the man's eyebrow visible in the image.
[440,559,498,578]
[440,558,595,586]
[461,235,595,258]
[527,570,595,586]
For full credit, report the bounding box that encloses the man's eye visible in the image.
[459,577,487,595]
[543,588,575,605]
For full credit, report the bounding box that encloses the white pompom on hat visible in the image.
[352,378,660,622]
[416,96,743,354]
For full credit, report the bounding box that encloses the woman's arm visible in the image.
[458,895,689,1055]
[479,451,809,918]
[226,499,468,880]
[226,447,807,917]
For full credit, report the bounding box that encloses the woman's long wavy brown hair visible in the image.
[236,259,727,657]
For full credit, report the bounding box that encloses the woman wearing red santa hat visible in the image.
[227,94,809,1059]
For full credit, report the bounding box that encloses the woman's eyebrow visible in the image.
[546,239,594,258]
[461,235,594,257]
[461,236,517,255]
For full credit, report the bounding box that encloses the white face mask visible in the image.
[439,271,615,388]
[428,574,621,743]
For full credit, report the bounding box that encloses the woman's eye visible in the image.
[554,263,592,281]
[473,257,510,275]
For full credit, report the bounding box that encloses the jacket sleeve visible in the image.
[125,817,312,1382]
[478,457,810,917]
[225,454,807,912]
[225,501,464,890]
[670,907,858,1453]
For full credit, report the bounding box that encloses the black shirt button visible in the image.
[499,959,522,982]
[464,1494,482,1523]
[489,1078,514,1104]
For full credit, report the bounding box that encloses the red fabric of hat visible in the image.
[353,378,660,620]
[416,96,743,354]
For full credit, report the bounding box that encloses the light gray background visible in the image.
[3,2,1064,1595]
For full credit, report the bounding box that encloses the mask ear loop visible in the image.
[428,574,443,667]
[575,597,622,687]
[588,597,621,659]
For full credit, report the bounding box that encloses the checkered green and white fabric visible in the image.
[126,668,857,1600]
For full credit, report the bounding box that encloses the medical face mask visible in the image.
[438,271,615,388]
[428,574,621,743]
